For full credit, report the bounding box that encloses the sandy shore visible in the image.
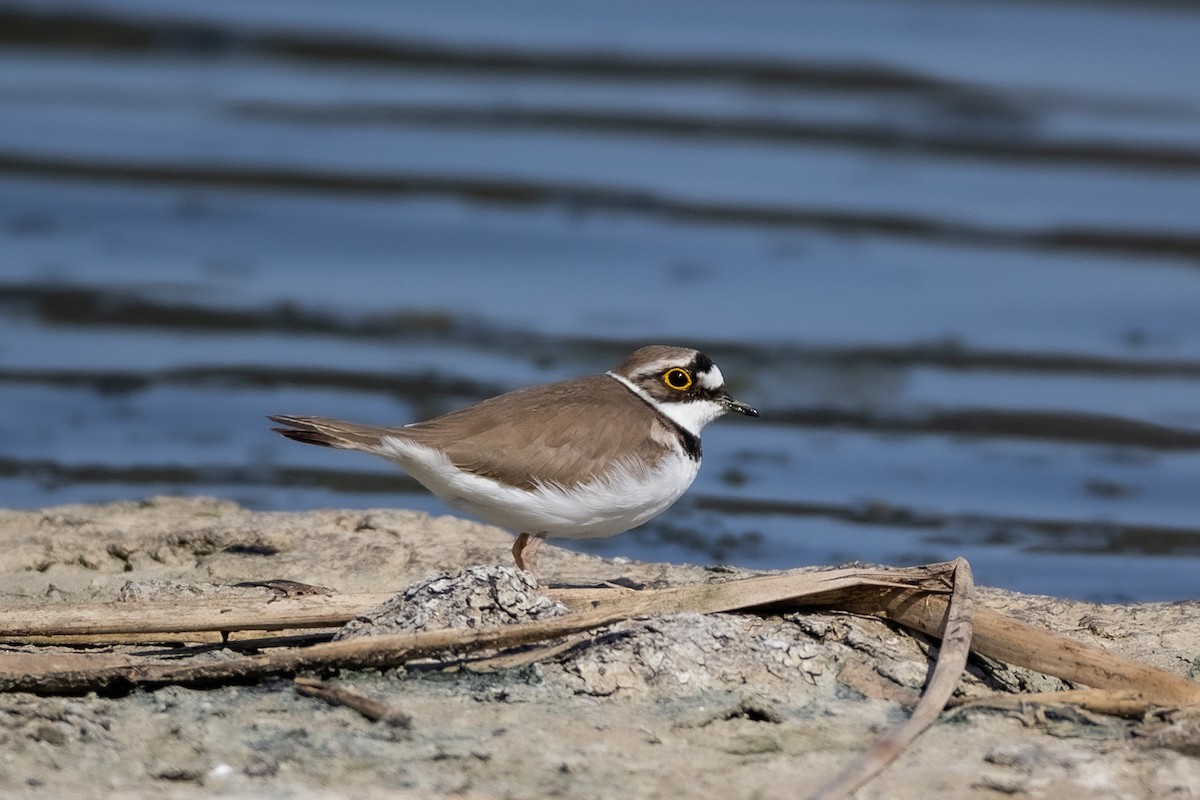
[1,497,1198,799]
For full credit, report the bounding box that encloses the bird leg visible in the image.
[511,532,544,581]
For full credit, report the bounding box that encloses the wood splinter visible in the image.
[293,676,412,728]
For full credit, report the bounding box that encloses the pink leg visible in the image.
[511,533,544,581]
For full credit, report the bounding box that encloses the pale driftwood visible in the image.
[811,558,976,800]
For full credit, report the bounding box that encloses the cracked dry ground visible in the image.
[1,497,1199,799]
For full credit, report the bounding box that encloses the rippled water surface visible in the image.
[2,0,1199,601]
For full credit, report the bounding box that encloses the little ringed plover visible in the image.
[270,345,757,578]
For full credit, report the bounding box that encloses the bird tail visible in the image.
[268,415,393,452]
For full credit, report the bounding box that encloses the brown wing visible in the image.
[399,375,675,490]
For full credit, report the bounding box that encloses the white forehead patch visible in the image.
[699,364,725,391]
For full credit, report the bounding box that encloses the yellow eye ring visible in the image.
[663,368,693,391]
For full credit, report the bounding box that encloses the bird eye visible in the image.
[663,368,693,391]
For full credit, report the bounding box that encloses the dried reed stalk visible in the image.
[1,562,1196,715]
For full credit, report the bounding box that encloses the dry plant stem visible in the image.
[809,557,977,800]
[0,631,336,649]
[2,561,1198,710]
[462,632,596,674]
[0,568,923,638]
[837,589,1200,709]
[0,593,394,637]
[293,677,412,727]
[0,567,936,693]
[0,600,659,692]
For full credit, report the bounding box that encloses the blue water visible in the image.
[2,0,1199,601]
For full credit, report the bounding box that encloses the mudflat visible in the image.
[1,497,1198,799]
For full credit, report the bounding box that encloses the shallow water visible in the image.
[2,0,1199,601]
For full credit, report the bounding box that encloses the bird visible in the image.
[269,345,757,579]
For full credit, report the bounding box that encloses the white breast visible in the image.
[377,435,701,539]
